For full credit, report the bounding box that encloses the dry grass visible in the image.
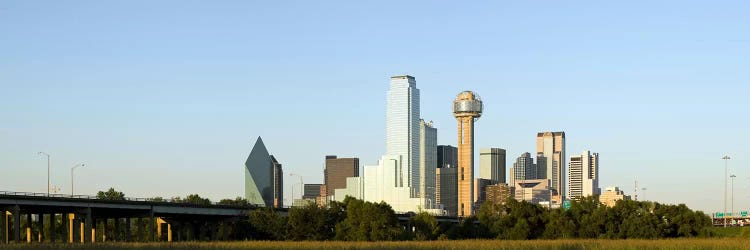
[2,239,750,250]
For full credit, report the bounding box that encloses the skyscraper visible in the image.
[513,152,536,183]
[479,148,507,183]
[436,166,458,216]
[324,155,359,197]
[536,132,566,204]
[568,150,600,199]
[386,75,420,191]
[419,119,437,207]
[303,184,323,200]
[436,145,458,216]
[437,145,458,169]
[271,155,283,208]
[245,137,283,207]
[453,91,483,217]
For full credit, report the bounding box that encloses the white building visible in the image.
[419,119,437,208]
[479,148,506,183]
[568,150,600,199]
[334,75,442,214]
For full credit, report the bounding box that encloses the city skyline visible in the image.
[1,1,748,214]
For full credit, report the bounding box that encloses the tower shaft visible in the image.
[457,116,475,217]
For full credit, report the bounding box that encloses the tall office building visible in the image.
[245,137,283,207]
[324,155,359,197]
[271,155,283,208]
[436,145,458,216]
[386,75,420,191]
[419,119,437,207]
[436,166,458,216]
[513,152,536,182]
[474,178,495,209]
[568,151,599,199]
[536,132,566,204]
[480,148,507,183]
[599,186,630,207]
[453,91,483,217]
[437,145,458,168]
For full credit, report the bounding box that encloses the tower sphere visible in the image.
[452,90,483,119]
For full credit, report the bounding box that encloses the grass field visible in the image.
[3,239,750,250]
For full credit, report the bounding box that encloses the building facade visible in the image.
[271,155,283,208]
[480,148,507,183]
[436,166,458,216]
[303,184,323,200]
[244,137,283,207]
[419,119,437,208]
[536,132,566,205]
[437,145,458,168]
[386,75,421,192]
[568,150,600,199]
[599,186,630,207]
[514,179,552,205]
[511,152,536,185]
[324,155,359,197]
[485,183,514,205]
[474,178,496,209]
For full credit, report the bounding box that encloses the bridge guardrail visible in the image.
[0,190,249,207]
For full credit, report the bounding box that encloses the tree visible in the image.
[96,187,125,201]
[218,197,250,206]
[410,211,439,240]
[249,207,287,240]
[287,203,340,240]
[334,196,403,241]
[184,194,211,205]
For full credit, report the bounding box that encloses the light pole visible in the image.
[289,173,303,200]
[70,162,86,196]
[38,152,50,195]
[723,155,731,227]
[731,174,736,225]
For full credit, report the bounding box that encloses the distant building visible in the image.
[324,155,359,198]
[292,198,316,207]
[514,179,551,205]
[536,132,566,205]
[437,145,458,168]
[486,183,514,205]
[436,165,458,216]
[244,137,283,207]
[271,155,283,208]
[419,119,437,208]
[512,152,536,183]
[599,186,630,207]
[568,151,600,199]
[474,178,496,209]
[303,184,323,200]
[480,148,507,183]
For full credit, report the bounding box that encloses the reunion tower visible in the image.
[453,91,483,217]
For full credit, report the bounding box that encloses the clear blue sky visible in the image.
[1,1,748,213]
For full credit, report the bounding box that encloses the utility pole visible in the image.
[722,155,731,227]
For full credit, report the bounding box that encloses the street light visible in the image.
[70,162,86,196]
[723,155,731,227]
[289,173,303,200]
[38,152,51,195]
[731,174,736,224]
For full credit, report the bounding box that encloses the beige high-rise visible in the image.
[536,132,565,205]
[453,91,483,217]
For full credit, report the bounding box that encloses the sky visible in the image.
[1,1,748,213]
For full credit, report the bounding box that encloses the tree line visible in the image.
[96,188,713,241]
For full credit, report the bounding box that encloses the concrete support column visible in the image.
[71,217,79,243]
[149,209,155,242]
[125,217,131,242]
[167,223,172,242]
[83,209,92,243]
[12,206,21,243]
[137,218,142,242]
[49,214,56,243]
[0,208,6,244]
[37,214,44,242]
[25,213,31,243]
